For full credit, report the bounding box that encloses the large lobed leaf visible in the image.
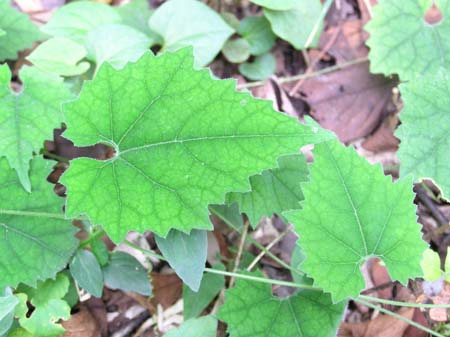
[395,68,450,199]
[0,65,72,191]
[60,49,333,243]
[0,0,43,61]
[285,140,427,302]
[218,271,345,337]
[366,0,450,79]
[0,157,78,289]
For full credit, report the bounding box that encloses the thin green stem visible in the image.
[355,298,445,337]
[238,57,368,89]
[304,0,334,48]
[79,228,106,248]
[359,294,450,309]
[204,268,321,291]
[123,239,165,260]
[0,209,66,219]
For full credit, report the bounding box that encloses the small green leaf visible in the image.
[0,0,43,61]
[395,69,450,199]
[60,49,332,242]
[70,249,104,298]
[445,247,450,282]
[209,203,243,231]
[218,271,345,337]
[18,273,71,337]
[226,154,308,226]
[116,0,161,44]
[290,242,314,285]
[149,0,234,66]
[238,16,276,56]
[0,289,18,336]
[222,38,251,63]
[27,37,90,76]
[285,140,428,302]
[250,0,297,10]
[183,264,225,320]
[86,24,150,71]
[421,249,443,281]
[0,65,72,191]
[42,1,122,44]
[264,0,323,49]
[103,252,151,296]
[239,53,276,81]
[0,158,78,289]
[156,229,208,291]
[165,316,217,337]
[7,327,34,337]
[366,0,450,78]
[91,239,110,267]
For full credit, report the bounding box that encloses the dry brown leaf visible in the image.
[362,114,399,153]
[339,308,414,337]
[62,306,100,337]
[150,273,182,309]
[300,62,395,143]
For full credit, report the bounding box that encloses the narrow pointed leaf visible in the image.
[395,69,450,199]
[70,249,104,297]
[366,0,450,78]
[0,65,72,191]
[285,140,427,302]
[60,49,333,242]
[156,229,208,291]
[226,153,308,226]
[218,271,345,337]
[0,158,78,289]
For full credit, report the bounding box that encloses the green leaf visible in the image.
[209,203,243,231]
[70,249,104,298]
[156,229,207,291]
[421,249,443,281]
[116,0,161,44]
[0,157,78,289]
[250,0,297,10]
[164,316,217,337]
[285,140,428,302]
[445,247,450,282]
[238,16,276,56]
[17,273,71,337]
[60,48,332,242]
[0,289,18,336]
[264,0,323,49]
[0,0,43,61]
[149,0,234,67]
[42,1,122,44]
[0,65,72,191]
[27,37,90,76]
[183,264,225,320]
[239,53,276,81]
[103,252,151,296]
[86,24,151,71]
[226,154,307,226]
[218,271,345,337]
[91,239,110,267]
[290,242,314,285]
[222,38,250,63]
[366,0,450,79]
[395,69,450,199]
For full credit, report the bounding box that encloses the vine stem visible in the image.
[204,268,320,291]
[355,298,445,337]
[0,209,66,219]
[358,294,450,309]
[304,0,335,49]
[79,228,106,248]
[237,57,369,89]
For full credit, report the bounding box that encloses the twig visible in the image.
[246,226,292,271]
[289,25,342,95]
[229,220,250,288]
[416,184,449,228]
[355,298,445,337]
[362,0,373,17]
[238,57,369,89]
